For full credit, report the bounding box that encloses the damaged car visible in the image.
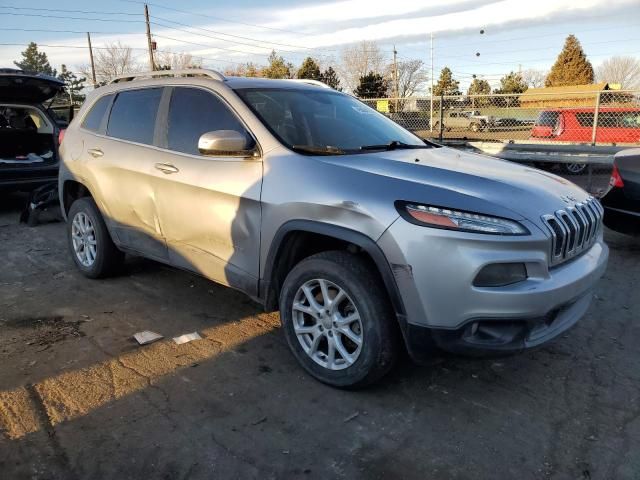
[0,68,66,191]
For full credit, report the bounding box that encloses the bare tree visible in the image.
[596,56,640,89]
[394,59,428,98]
[80,42,139,85]
[340,41,386,93]
[521,69,547,88]
[155,50,202,70]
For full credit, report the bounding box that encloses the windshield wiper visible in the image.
[359,140,428,151]
[291,145,346,155]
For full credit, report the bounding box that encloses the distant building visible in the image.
[518,83,626,108]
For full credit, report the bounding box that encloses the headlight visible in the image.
[396,202,529,235]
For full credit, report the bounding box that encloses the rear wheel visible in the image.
[279,251,398,388]
[67,197,124,278]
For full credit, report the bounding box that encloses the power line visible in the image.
[150,20,286,53]
[150,15,328,52]
[0,27,143,36]
[0,5,140,16]
[150,20,335,60]
[0,42,252,67]
[117,0,311,36]
[0,12,142,23]
[152,34,270,57]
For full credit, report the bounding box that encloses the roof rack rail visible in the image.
[288,79,332,89]
[109,69,226,84]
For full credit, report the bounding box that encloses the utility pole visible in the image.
[144,4,156,71]
[392,45,399,112]
[430,33,434,132]
[86,32,97,88]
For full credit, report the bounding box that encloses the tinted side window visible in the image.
[536,111,559,126]
[167,87,251,155]
[575,112,594,127]
[107,88,162,145]
[82,94,113,132]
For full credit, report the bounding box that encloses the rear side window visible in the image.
[81,94,113,132]
[107,88,162,145]
[536,111,560,126]
[166,87,250,155]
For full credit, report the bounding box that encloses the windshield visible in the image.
[234,88,429,154]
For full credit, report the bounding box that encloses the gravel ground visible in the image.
[0,192,638,480]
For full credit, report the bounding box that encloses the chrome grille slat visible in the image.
[542,197,602,266]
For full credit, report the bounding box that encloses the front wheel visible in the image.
[279,251,399,388]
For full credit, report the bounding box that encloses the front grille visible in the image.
[542,197,603,266]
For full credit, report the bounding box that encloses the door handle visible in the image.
[87,148,103,158]
[155,163,179,174]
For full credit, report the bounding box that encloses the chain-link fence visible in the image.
[360,89,640,145]
[360,89,639,197]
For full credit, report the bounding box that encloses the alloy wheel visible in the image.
[292,278,363,370]
[71,211,98,267]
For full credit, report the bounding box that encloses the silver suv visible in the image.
[59,70,608,388]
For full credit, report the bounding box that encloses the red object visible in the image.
[58,128,66,145]
[530,107,640,144]
[609,163,625,188]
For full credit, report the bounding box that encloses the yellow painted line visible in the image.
[0,314,279,439]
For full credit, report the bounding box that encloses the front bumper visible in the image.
[378,217,608,356]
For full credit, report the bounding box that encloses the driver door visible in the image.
[151,86,262,295]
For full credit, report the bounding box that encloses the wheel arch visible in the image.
[61,178,96,218]
[260,220,406,321]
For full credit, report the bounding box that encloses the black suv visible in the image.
[0,69,65,191]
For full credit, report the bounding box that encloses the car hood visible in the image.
[320,146,591,222]
[0,69,65,104]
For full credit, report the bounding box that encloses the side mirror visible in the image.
[198,130,254,156]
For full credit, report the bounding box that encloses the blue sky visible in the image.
[0,0,638,91]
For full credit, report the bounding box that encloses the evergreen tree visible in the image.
[545,35,594,87]
[58,65,87,103]
[319,66,342,91]
[262,50,293,79]
[494,72,528,94]
[14,42,57,76]
[432,67,460,96]
[354,71,388,98]
[297,57,321,80]
[467,78,491,96]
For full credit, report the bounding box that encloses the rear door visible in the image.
[150,86,262,293]
[79,87,168,260]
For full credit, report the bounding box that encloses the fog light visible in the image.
[473,263,527,287]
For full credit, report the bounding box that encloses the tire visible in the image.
[67,197,124,278]
[279,251,399,388]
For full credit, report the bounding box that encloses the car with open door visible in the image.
[0,68,66,191]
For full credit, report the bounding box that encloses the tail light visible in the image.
[58,128,66,145]
[610,164,624,188]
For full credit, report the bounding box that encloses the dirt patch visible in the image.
[0,316,85,355]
